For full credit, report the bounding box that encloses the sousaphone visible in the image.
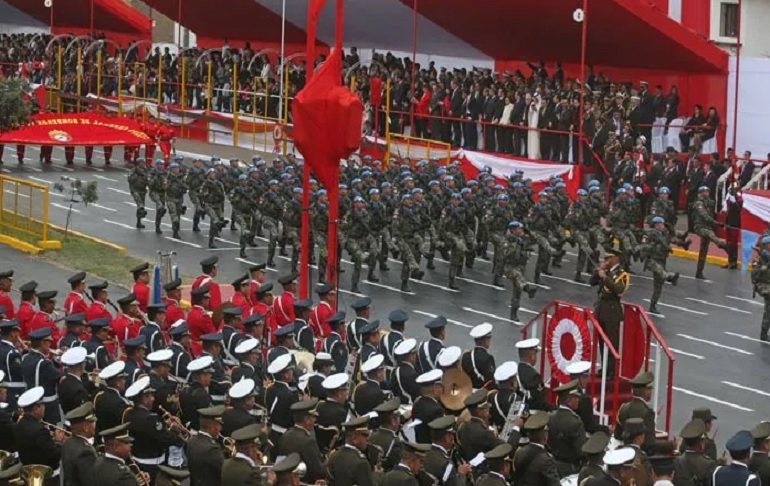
[440,367,472,412]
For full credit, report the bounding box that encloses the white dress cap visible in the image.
[494,361,519,382]
[515,338,541,350]
[469,323,493,339]
[17,386,45,408]
[99,360,126,380]
[234,338,259,354]
[322,373,350,390]
[565,361,591,375]
[361,354,385,374]
[187,355,214,373]
[229,378,256,399]
[603,447,636,466]
[394,338,417,356]
[267,353,292,375]
[437,346,462,368]
[125,375,152,399]
[147,349,174,363]
[61,347,88,367]
[416,368,443,384]
[316,352,332,361]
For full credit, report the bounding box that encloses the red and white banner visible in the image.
[742,191,770,234]
[546,305,591,383]
[0,113,151,146]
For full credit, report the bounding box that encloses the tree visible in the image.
[0,78,32,133]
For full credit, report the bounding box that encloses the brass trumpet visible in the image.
[128,459,151,486]
[42,421,72,437]
[158,405,191,440]
[223,436,236,457]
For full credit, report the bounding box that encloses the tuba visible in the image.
[21,465,53,486]
[290,350,315,374]
[440,367,472,412]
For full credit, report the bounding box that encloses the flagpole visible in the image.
[278,0,286,122]
[298,0,312,300]
[326,0,343,294]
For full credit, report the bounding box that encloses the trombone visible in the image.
[158,405,191,440]
[41,421,72,437]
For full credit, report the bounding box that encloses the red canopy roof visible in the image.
[6,0,150,34]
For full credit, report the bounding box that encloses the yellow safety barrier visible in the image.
[388,133,452,162]
[0,175,60,249]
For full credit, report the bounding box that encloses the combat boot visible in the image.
[427,257,436,270]
[493,274,504,288]
[172,222,181,240]
[192,214,201,233]
[648,303,660,314]
[448,266,459,290]
[534,270,542,285]
[411,269,425,280]
[208,234,216,249]
[240,247,247,259]
[668,272,680,286]
[267,246,276,267]
[367,268,379,283]
[155,214,163,234]
[400,280,412,292]
[136,217,145,229]
[574,272,585,284]
[380,261,390,272]
[525,284,538,299]
[510,308,519,322]
[456,266,465,278]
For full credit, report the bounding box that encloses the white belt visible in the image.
[50,466,61,477]
[133,455,165,465]
[210,395,225,402]
[4,382,25,388]
[271,424,287,434]
[42,395,58,404]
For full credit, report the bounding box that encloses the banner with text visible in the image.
[0,113,152,146]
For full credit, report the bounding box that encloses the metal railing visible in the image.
[0,175,50,242]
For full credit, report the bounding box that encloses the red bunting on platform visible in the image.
[0,113,152,146]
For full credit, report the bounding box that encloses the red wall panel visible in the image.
[681,0,711,38]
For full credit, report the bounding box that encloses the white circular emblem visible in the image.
[44,0,53,7]
[549,318,584,374]
[573,8,584,23]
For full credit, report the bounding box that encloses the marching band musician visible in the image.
[307,352,334,400]
[477,443,515,486]
[380,310,408,367]
[293,299,315,353]
[179,356,215,431]
[413,369,446,444]
[310,283,336,341]
[168,321,192,381]
[59,314,85,351]
[15,386,65,486]
[274,273,298,328]
[192,256,223,313]
[200,333,231,405]
[92,423,142,486]
[16,280,37,340]
[140,303,168,353]
[547,380,587,477]
[156,465,191,486]
[94,361,130,435]
[515,338,553,413]
[456,389,503,462]
[29,290,62,347]
[424,415,472,486]
[221,307,246,362]
[64,272,89,316]
[0,270,14,319]
[0,318,24,410]
[232,337,261,383]
[368,397,404,472]
[123,337,149,388]
[0,371,15,453]
[20,327,62,423]
[359,320,382,363]
[576,432,611,485]
[61,402,98,486]
[248,264,267,305]
[380,441,431,486]
[187,286,216,356]
[348,297,372,351]
[436,345,462,373]
[231,275,253,310]
[322,311,348,374]
[58,347,91,415]
[593,448,640,486]
[614,371,674,455]
[83,318,114,372]
[145,349,179,416]
[391,338,419,404]
[462,323,496,390]
[273,453,304,486]
[85,281,112,323]
[187,405,226,486]
[327,416,375,486]
[418,316,446,374]
[278,398,326,484]
[317,372,352,452]
[162,279,186,326]
[620,418,653,486]
[112,293,143,350]
[265,353,299,452]
[124,376,184,483]
[490,361,524,441]
[222,378,258,437]
[565,361,610,434]
[130,262,152,313]
[512,414,561,486]
[354,354,388,416]
[253,284,277,346]
[221,423,265,485]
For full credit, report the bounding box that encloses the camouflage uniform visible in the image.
[639,224,679,313]
[200,172,227,248]
[230,178,256,258]
[588,189,610,253]
[393,196,425,292]
[565,195,596,281]
[345,202,379,293]
[127,163,149,228]
[283,193,302,271]
[148,164,167,234]
[311,195,329,283]
[413,193,437,270]
[440,197,468,289]
[692,194,728,278]
[368,193,390,271]
[484,197,513,286]
[648,194,689,249]
[526,197,561,284]
[261,185,285,267]
[185,165,206,232]
[165,167,188,239]
[461,193,478,271]
[607,197,638,270]
[751,247,770,341]
[503,226,537,322]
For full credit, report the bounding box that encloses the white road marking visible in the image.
[3,190,29,198]
[163,236,201,248]
[721,381,770,398]
[646,311,665,318]
[91,203,117,213]
[685,297,752,315]
[94,175,120,183]
[181,216,210,227]
[650,342,703,359]
[51,164,74,172]
[362,280,415,295]
[411,278,461,293]
[235,257,278,273]
[103,219,146,231]
[207,247,242,251]
[51,203,80,213]
[461,306,531,326]
[28,176,51,185]
[723,331,770,345]
[338,289,367,298]
[672,386,753,412]
[527,281,551,290]
[215,237,239,245]
[642,300,708,316]
[541,273,591,287]
[456,276,505,291]
[123,201,154,211]
[108,187,132,195]
[676,334,753,355]
[726,295,763,307]
[412,310,472,328]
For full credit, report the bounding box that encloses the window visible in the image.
[719,2,738,38]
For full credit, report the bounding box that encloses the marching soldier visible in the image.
[231,175,257,258]
[179,356,214,431]
[369,398,404,472]
[614,371,674,455]
[674,419,717,486]
[264,354,299,451]
[413,369,446,445]
[21,327,62,423]
[751,236,770,342]
[424,415,471,486]
[502,221,537,322]
[526,191,562,285]
[461,323,496,390]
[456,389,502,461]
[346,196,380,292]
[187,405,226,486]
[393,193,426,292]
[64,271,88,316]
[441,193,469,289]
[566,189,596,283]
[277,398,326,484]
[222,378,258,437]
[380,442,431,486]
[311,189,330,282]
[186,158,207,233]
[94,361,130,434]
[512,414,560,486]
[326,416,376,486]
[15,387,65,486]
[283,188,303,271]
[61,402,98,486]
[128,159,150,229]
[200,168,227,249]
[261,179,284,267]
[354,354,388,416]
[692,186,728,279]
[322,311,349,374]
[640,216,680,314]
[165,162,188,239]
[58,347,91,415]
[149,159,168,234]
[576,432,610,486]
[221,424,264,485]
[590,249,629,378]
[317,372,352,452]
[484,193,514,287]
[380,309,407,367]
[547,380,587,477]
[515,338,553,413]
[391,338,420,404]
[418,316,445,375]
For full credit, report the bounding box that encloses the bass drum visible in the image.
[560,474,578,486]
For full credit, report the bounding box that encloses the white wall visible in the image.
[738,0,770,58]
[726,55,770,156]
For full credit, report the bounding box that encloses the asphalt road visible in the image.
[2,143,768,449]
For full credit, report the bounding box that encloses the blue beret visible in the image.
[538,191,548,198]
[388,309,408,323]
[353,196,364,203]
[461,188,472,195]
[401,194,412,201]
[369,188,379,195]
[316,189,328,196]
[658,186,671,194]
[425,316,447,329]
[428,180,440,187]
[411,188,423,195]
[450,193,461,200]
[698,186,709,192]
[616,188,627,194]
[352,178,362,184]
[589,186,601,193]
[169,163,180,169]
[268,179,279,185]
[762,236,770,245]
[651,216,665,224]
[496,194,508,201]
[555,182,566,189]
[154,159,164,165]
[339,184,348,190]
[512,182,523,188]
[588,179,600,187]
[577,189,588,196]
[467,180,478,186]
[381,182,391,189]
[508,220,523,229]
[622,183,632,190]
[238,174,247,180]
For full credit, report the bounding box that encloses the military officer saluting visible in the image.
[222,378,259,437]
[221,424,264,485]
[354,354,388,416]
[94,361,130,434]
[187,405,226,486]
[369,398,404,472]
[515,338,553,413]
[21,327,63,423]
[93,423,143,486]
[61,402,98,486]
[424,415,471,486]
[673,418,717,486]
[418,316,446,374]
[548,380,587,477]
[58,347,91,415]
[576,432,610,486]
[179,356,214,431]
[380,309,408,367]
[277,398,326,484]
[391,338,420,404]
[614,371,674,455]
[462,323,496,390]
[264,353,299,451]
[15,386,66,486]
[327,416,376,486]
[380,441,431,486]
[322,311,349,374]
[714,431,760,486]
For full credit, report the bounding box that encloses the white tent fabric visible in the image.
[743,192,770,225]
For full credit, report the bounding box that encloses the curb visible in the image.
[0,235,41,255]
[49,223,126,254]
[670,248,728,266]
